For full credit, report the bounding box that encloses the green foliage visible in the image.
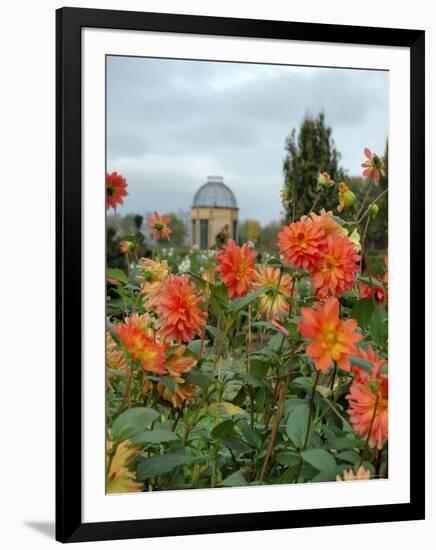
[282,112,345,220]
[238,219,261,244]
[133,429,179,444]
[137,452,192,479]
[286,403,310,449]
[301,449,336,476]
[351,298,375,330]
[370,306,388,348]
[111,407,159,442]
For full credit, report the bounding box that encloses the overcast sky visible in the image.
[107,56,388,225]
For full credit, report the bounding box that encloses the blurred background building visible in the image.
[191,176,239,249]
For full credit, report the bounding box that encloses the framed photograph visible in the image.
[56,7,425,543]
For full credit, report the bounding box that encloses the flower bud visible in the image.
[369,203,379,217]
[317,171,335,189]
[280,188,293,205]
[119,240,135,255]
[337,182,356,212]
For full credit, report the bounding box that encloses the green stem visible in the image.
[357,188,388,224]
[257,361,293,483]
[357,177,375,219]
[183,322,232,444]
[309,192,321,214]
[294,370,321,483]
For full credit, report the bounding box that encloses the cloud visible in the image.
[107,56,388,225]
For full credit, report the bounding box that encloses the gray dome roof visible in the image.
[193,176,237,209]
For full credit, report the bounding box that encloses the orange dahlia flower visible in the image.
[106,333,128,374]
[137,257,170,310]
[106,172,128,210]
[277,219,326,271]
[352,344,387,384]
[297,297,362,373]
[347,377,388,449]
[303,209,346,238]
[166,345,197,383]
[252,266,293,320]
[336,466,371,482]
[114,314,167,375]
[156,275,207,342]
[157,381,197,408]
[147,211,172,241]
[361,147,387,182]
[311,235,361,298]
[215,239,258,299]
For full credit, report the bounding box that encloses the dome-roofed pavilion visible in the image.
[191,176,238,249]
[193,176,238,209]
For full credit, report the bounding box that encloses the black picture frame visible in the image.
[56,6,425,543]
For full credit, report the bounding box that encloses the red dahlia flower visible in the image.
[311,235,361,298]
[106,172,128,210]
[147,211,172,241]
[347,377,388,450]
[114,314,167,375]
[277,219,326,271]
[156,275,207,342]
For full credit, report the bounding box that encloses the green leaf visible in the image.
[238,372,269,388]
[208,401,247,417]
[132,429,179,444]
[232,333,247,349]
[222,436,252,456]
[111,407,159,442]
[106,267,129,285]
[358,275,384,289]
[286,403,310,449]
[184,370,211,386]
[211,282,229,303]
[186,339,204,357]
[206,325,227,345]
[231,289,265,313]
[254,387,266,412]
[276,452,300,467]
[336,451,360,464]
[293,377,314,391]
[241,424,262,448]
[311,471,337,483]
[370,306,388,348]
[351,298,375,329]
[217,470,248,487]
[137,452,189,479]
[301,449,336,476]
[147,375,176,393]
[327,437,363,451]
[349,355,374,373]
[252,320,275,330]
[284,398,308,416]
[211,419,238,440]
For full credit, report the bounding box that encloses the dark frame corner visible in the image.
[56,6,425,543]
